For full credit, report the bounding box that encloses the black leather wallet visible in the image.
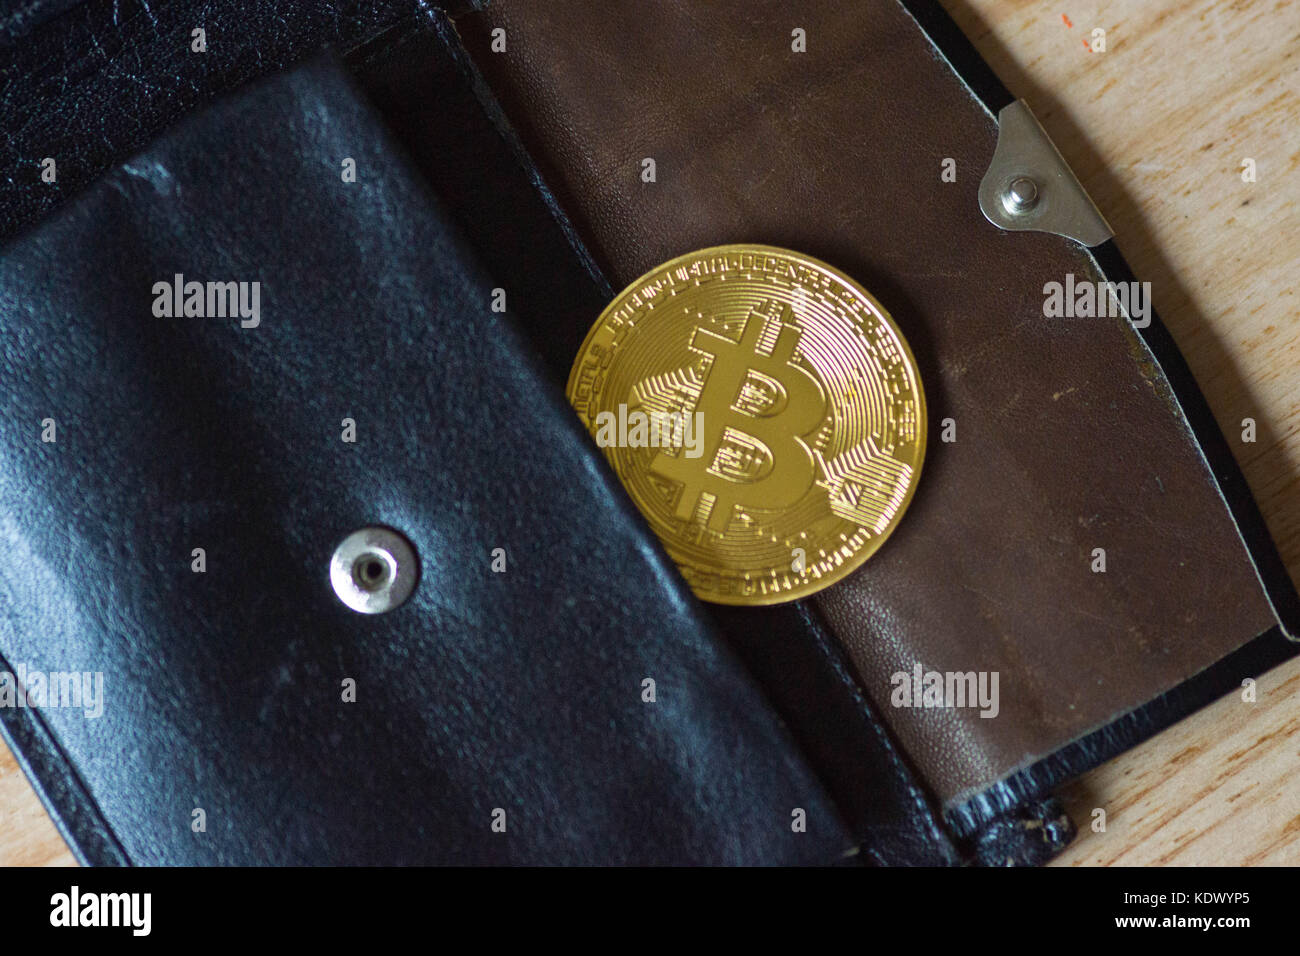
[1,0,1294,866]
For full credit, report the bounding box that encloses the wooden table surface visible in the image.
[1,0,1297,866]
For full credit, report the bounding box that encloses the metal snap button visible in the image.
[330,526,418,614]
[1001,176,1040,215]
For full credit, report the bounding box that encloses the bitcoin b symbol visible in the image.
[652,302,826,531]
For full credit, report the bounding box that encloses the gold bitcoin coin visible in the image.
[566,245,925,605]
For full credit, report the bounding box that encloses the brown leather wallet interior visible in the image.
[452,0,1277,807]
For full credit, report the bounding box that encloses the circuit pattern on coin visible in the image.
[566,245,926,605]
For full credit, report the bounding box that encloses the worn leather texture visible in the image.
[453,0,1282,807]
[0,0,481,244]
[0,54,860,865]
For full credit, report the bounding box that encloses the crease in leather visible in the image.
[0,0,82,43]
[0,53,855,865]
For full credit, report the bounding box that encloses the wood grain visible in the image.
[0,0,1296,867]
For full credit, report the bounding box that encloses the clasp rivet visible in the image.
[330,526,418,614]
[1002,176,1040,214]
